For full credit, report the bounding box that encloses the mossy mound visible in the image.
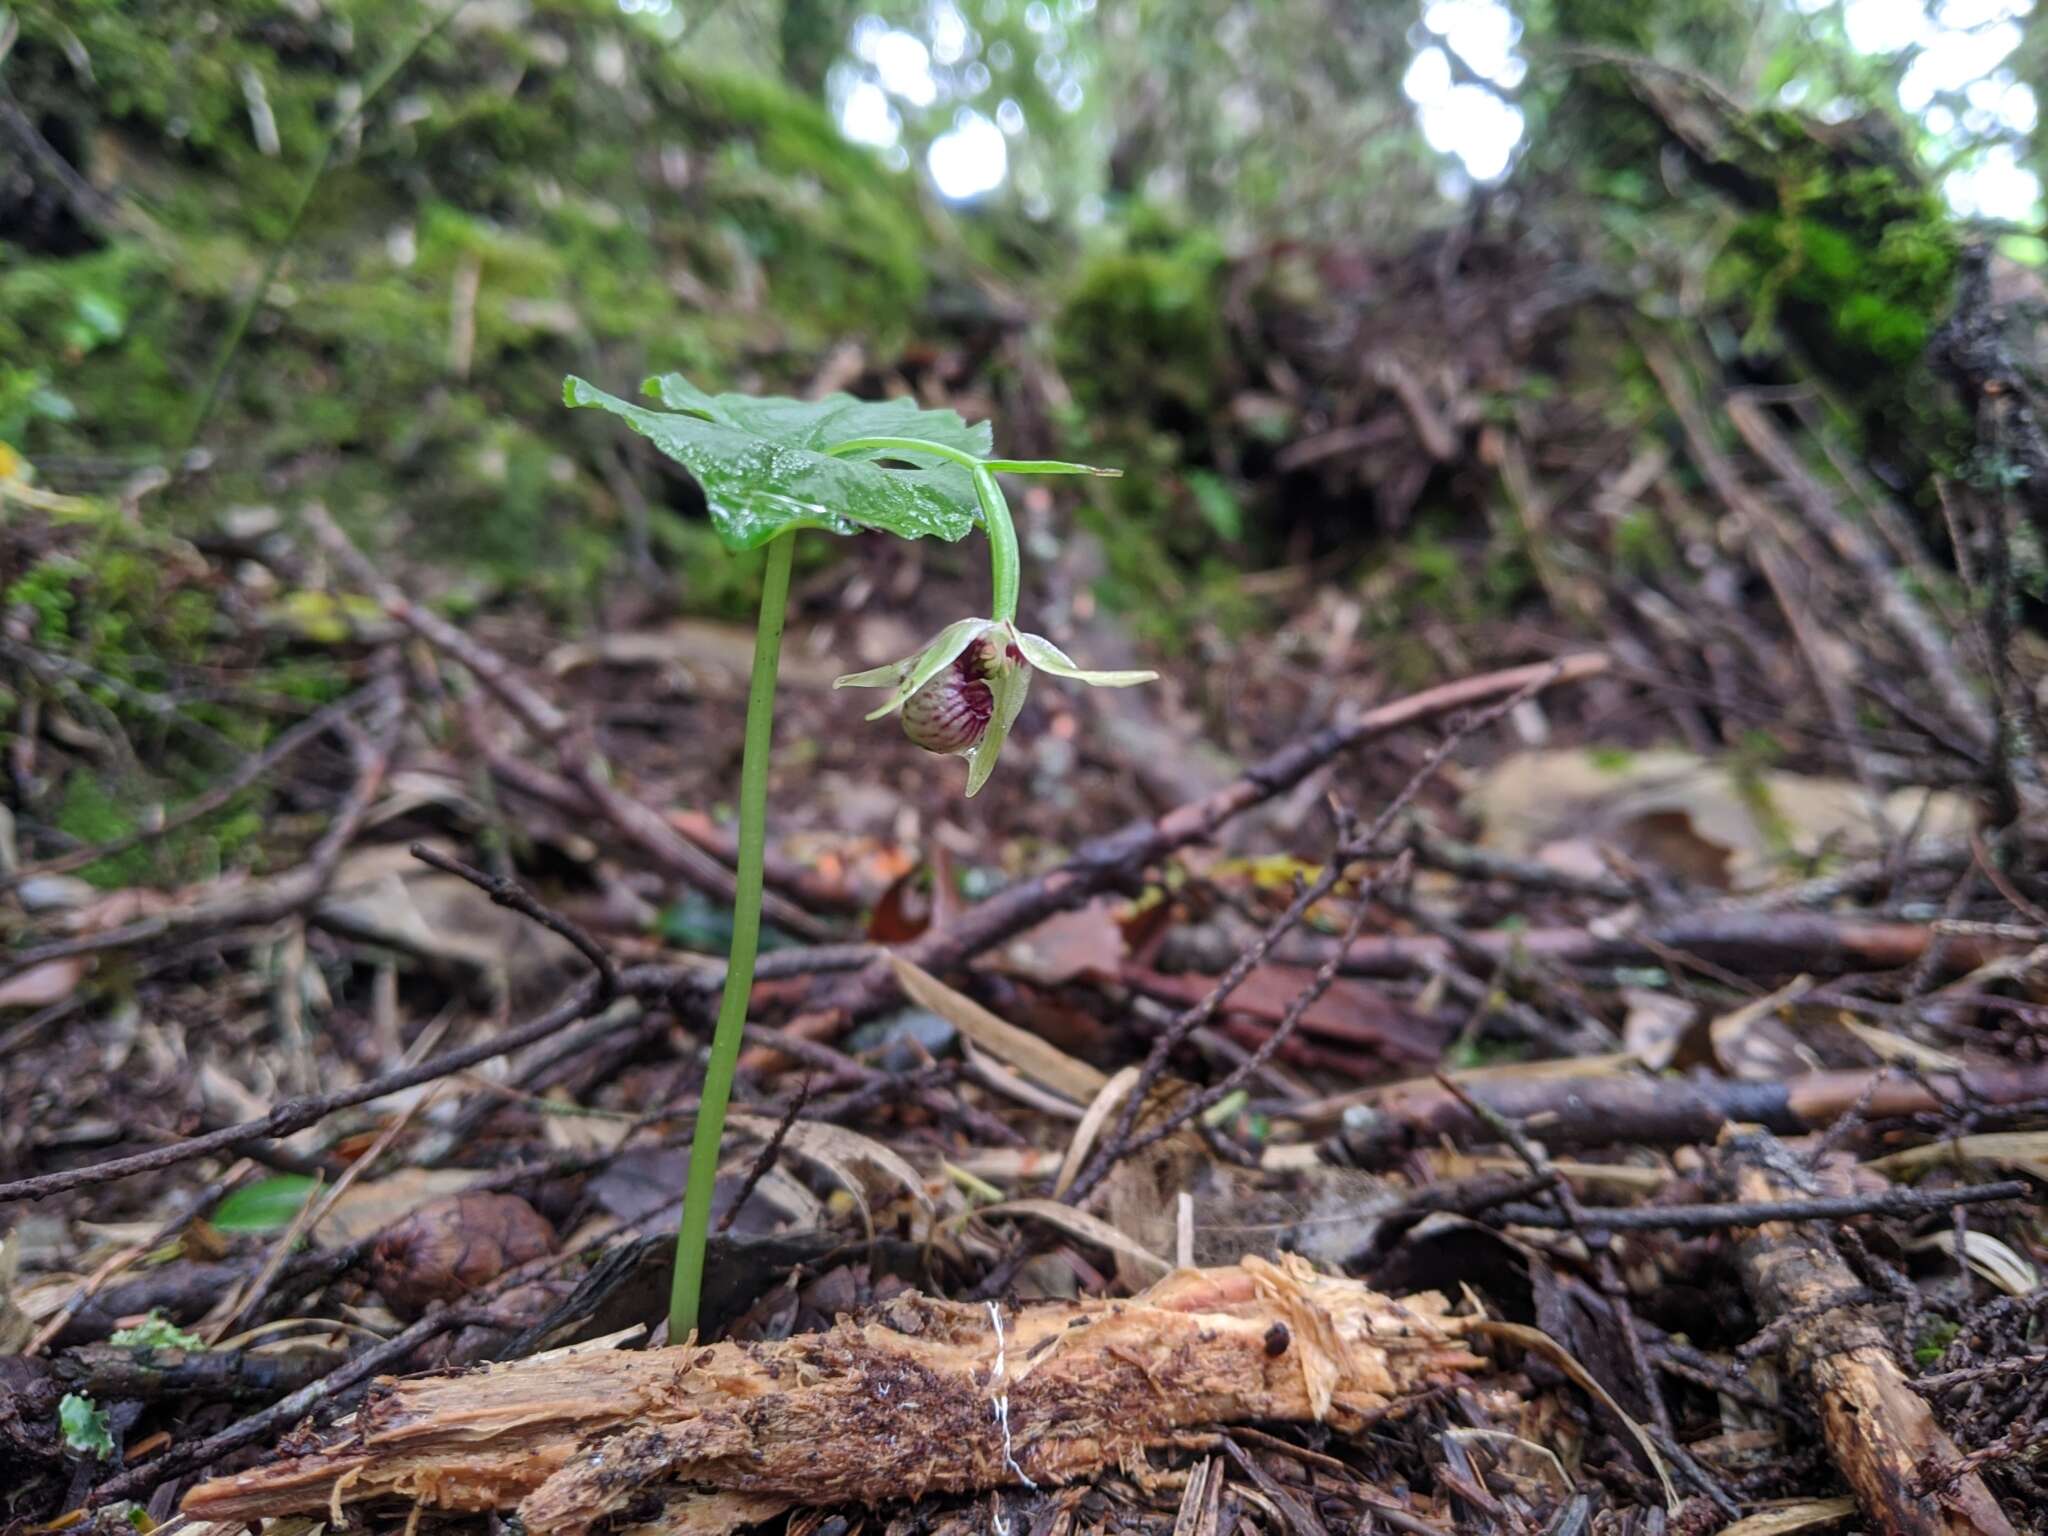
[3,0,931,609]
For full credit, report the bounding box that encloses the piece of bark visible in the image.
[183,1257,1484,1535]
[1728,1136,2018,1536]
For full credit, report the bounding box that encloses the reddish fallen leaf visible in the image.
[1124,964,1447,1063]
[866,845,962,944]
[992,900,1128,986]
[1215,1017,1405,1078]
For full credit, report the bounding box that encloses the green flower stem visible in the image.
[822,436,1023,623]
[972,464,1020,623]
[669,528,795,1342]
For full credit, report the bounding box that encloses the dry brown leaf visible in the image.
[1867,1131,2048,1184]
[1712,1497,1858,1536]
[1468,749,1973,890]
[1836,1017,1964,1071]
[889,955,1106,1101]
[0,955,85,1010]
[0,1230,32,1354]
[976,1198,1172,1277]
[993,900,1129,986]
[726,1113,931,1236]
[1621,987,1701,1071]
[1910,1229,2039,1296]
[1474,1320,1679,1514]
[1710,977,1819,1081]
[317,1167,478,1245]
[1054,1064,1143,1197]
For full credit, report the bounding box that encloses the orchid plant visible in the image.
[566,374,1155,1340]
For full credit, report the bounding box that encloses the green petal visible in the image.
[839,617,992,721]
[1014,631,1159,688]
[964,662,1032,797]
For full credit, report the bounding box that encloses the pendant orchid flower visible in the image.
[835,617,1157,796]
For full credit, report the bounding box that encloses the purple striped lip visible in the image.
[902,670,996,754]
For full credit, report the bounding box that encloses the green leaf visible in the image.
[59,1393,113,1458]
[1187,470,1243,540]
[565,375,994,552]
[211,1173,316,1232]
[107,1310,206,1352]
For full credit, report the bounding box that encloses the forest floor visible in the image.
[7,338,2048,1536]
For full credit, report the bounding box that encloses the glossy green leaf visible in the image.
[564,375,994,552]
[211,1173,316,1232]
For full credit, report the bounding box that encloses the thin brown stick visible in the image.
[408,843,620,1001]
[1489,1180,2027,1232]
[0,664,404,985]
[90,1234,586,1507]
[0,684,374,892]
[821,653,1611,1018]
[1063,670,1575,1206]
[302,505,830,940]
[0,973,610,1205]
[719,1077,811,1234]
[1725,391,1994,754]
[1323,1061,2048,1166]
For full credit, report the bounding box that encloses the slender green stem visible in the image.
[822,435,1023,623]
[971,465,1019,623]
[669,529,795,1341]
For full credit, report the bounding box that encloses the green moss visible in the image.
[1056,230,1228,430]
[5,1,931,614]
[1914,1317,1960,1368]
[1048,225,1253,619]
[1705,121,1958,443]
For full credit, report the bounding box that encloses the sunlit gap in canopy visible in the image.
[827,1,1097,205]
[1402,0,1530,193]
[1796,0,2039,223]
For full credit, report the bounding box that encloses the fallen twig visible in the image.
[0,683,378,893]
[820,653,1611,1018]
[303,505,831,940]
[1325,1062,2048,1167]
[0,663,404,984]
[1728,1135,2018,1536]
[1489,1179,2028,1232]
[1283,911,2015,980]
[408,843,620,1002]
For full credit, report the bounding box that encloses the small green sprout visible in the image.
[567,373,1153,1341]
[59,1392,113,1459]
[107,1309,206,1352]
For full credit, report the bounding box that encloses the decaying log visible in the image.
[184,1257,1484,1536]
[1728,1136,2018,1536]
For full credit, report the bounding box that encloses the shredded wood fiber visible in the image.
[183,1257,1483,1535]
